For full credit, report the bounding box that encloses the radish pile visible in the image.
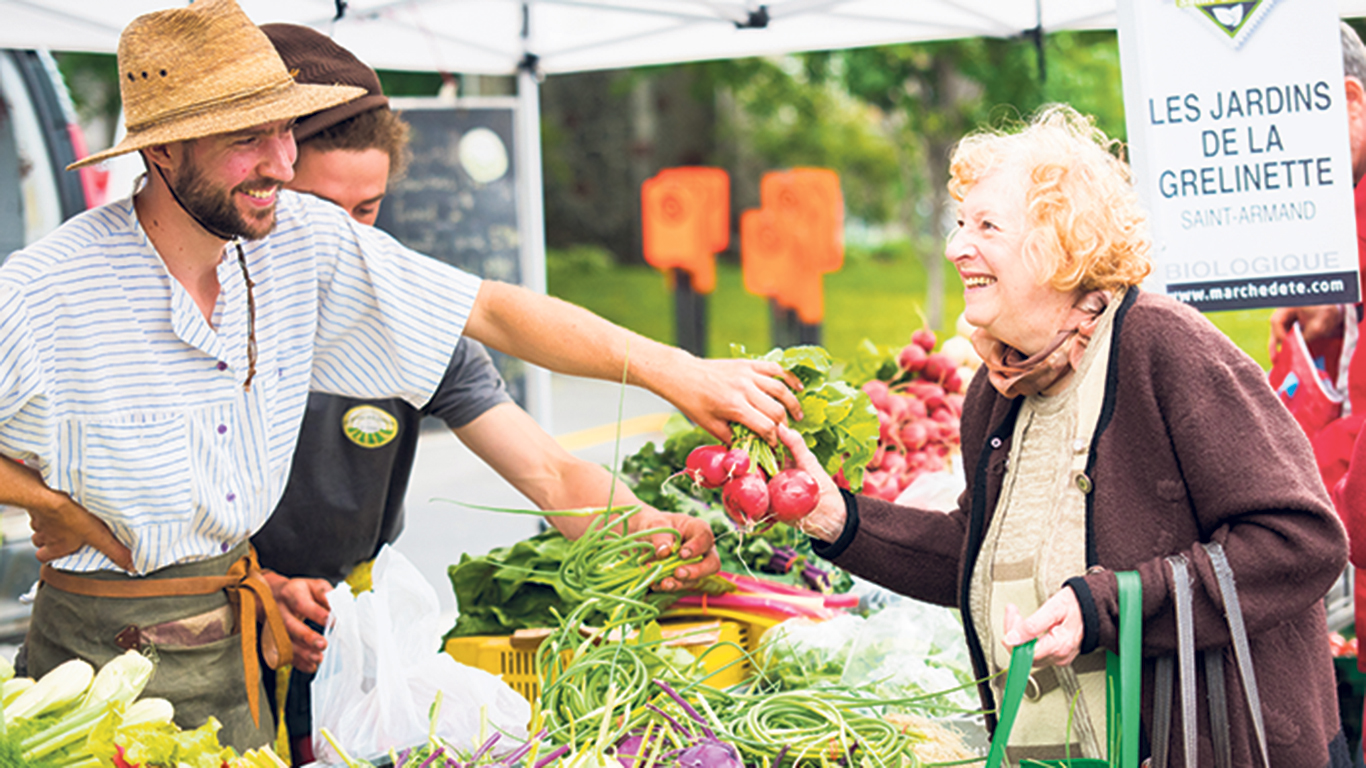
[686,445,820,529]
[858,328,971,501]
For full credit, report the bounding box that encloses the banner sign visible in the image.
[1117,0,1360,311]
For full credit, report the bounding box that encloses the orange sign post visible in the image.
[740,168,844,347]
[641,167,730,357]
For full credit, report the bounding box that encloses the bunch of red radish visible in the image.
[684,445,820,529]
[859,328,968,502]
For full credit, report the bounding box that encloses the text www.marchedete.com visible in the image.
[1168,273,1353,310]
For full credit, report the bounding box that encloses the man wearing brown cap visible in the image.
[251,24,732,761]
[0,0,799,752]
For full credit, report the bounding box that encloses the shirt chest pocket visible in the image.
[77,415,194,527]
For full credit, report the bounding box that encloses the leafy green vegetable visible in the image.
[732,344,880,491]
[445,519,686,640]
[833,338,901,388]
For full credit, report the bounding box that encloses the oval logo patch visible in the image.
[342,405,399,448]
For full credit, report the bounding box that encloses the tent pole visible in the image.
[516,62,553,432]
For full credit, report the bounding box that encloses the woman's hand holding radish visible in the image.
[261,569,332,673]
[628,507,720,591]
[773,424,847,542]
[1001,588,1085,668]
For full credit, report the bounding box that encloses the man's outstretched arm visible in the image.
[462,281,803,443]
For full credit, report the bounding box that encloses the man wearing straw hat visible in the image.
[0,0,800,751]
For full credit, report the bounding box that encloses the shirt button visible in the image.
[221,542,230,553]
[990,437,1003,449]
[226,492,236,502]
[217,424,228,435]
[216,361,227,371]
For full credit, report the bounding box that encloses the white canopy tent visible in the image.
[5,0,1366,422]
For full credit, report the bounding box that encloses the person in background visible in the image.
[0,0,800,752]
[782,105,1349,767]
[1269,22,1366,490]
[251,25,738,763]
[1276,22,1366,765]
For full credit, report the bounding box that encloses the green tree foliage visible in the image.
[685,32,1123,328]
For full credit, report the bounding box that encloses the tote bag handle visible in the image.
[985,571,1142,768]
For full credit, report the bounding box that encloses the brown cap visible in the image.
[260,23,389,142]
[69,0,364,170]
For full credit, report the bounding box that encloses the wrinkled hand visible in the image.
[1268,304,1343,359]
[774,424,847,542]
[29,490,134,572]
[630,508,720,591]
[262,571,332,673]
[1001,588,1085,668]
[661,358,803,444]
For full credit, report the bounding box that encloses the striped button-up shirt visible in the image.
[0,191,479,574]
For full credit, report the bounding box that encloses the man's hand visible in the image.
[29,494,134,572]
[1268,304,1344,359]
[657,357,804,444]
[261,570,332,674]
[629,508,720,591]
[1001,588,1085,668]
[0,457,134,571]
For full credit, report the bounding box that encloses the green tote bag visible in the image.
[985,571,1142,768]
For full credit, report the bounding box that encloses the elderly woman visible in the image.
[781,105,1350,767]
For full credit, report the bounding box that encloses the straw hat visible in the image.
[69,0,365,170]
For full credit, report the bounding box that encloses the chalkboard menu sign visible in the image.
[375,99,525,405]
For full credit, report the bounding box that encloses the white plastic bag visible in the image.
[310,545,530,763]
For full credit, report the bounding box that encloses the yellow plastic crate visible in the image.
[445,617,750,703]
[658,605,784,655]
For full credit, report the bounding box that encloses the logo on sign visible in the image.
[342,405,399,448]
[1177,0,1274,48]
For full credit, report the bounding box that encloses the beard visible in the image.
[172,158,278,241]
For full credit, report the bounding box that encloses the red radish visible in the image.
[832,468,850,490]
[879,450,907,476]
[767,469,820,522]
[685,445,729,488]
[922,353,955,384]
[861,379,890,411]
[862,471,897,501]
[869,445,887,470]
[722,474,770,526]
[902,395,927,420]
[886,394,912,425]
[904,380,944,401]
[719,448,752,480]
[945,393,966,416]
[912,327,937,351]
[878,415,894,445]
[923,392,948,415]
[899,421,929,451]
[943,370,964,394]
[897,343,928,373]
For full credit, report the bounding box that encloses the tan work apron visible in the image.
[27,543,291,753]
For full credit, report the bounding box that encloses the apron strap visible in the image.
[40,548,293,729]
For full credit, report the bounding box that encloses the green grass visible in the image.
[548,246,1276,371]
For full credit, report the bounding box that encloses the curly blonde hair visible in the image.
[947,105,1152,293]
